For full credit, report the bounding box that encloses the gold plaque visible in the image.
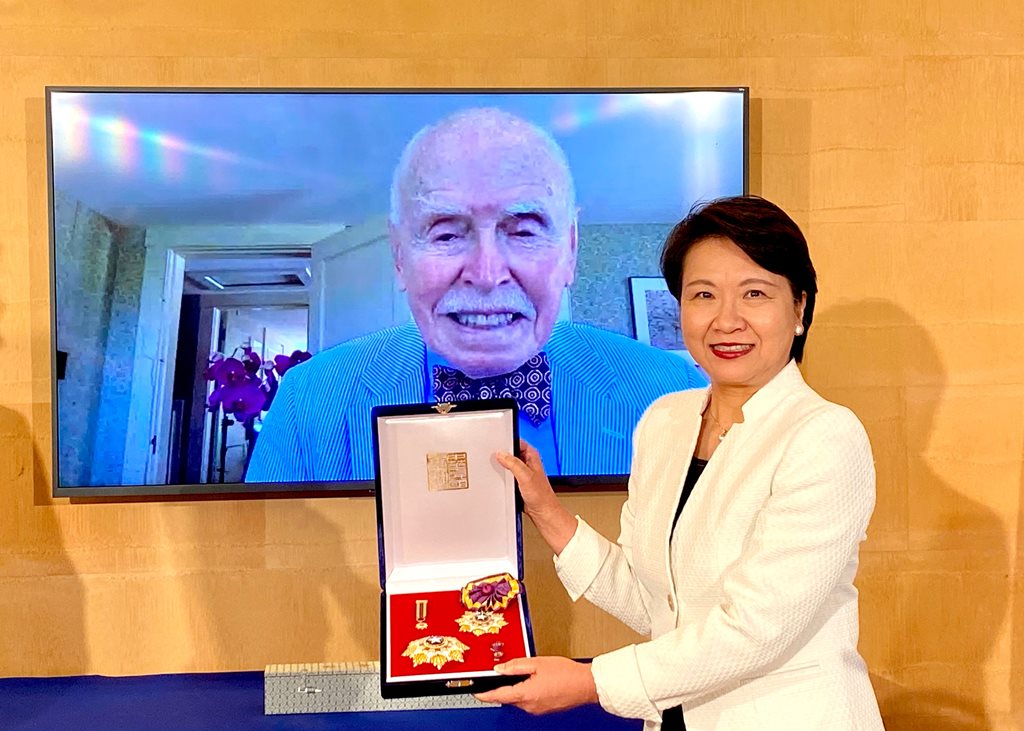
[426,452,469,492]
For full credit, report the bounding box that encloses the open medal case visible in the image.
[372,398,535,698]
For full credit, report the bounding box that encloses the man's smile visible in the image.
[447,312,522,328]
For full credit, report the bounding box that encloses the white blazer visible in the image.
[554,360,885,731]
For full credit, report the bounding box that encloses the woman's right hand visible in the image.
[496,440,578,555]
[496,440,556,517]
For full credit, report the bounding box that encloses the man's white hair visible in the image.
[388,107,577,228]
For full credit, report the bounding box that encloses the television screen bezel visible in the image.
[46,84,750,499]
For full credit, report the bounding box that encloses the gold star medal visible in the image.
[456,609,508,636]
[402,635,470,670]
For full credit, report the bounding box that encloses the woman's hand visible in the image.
[496,441,557,519]
[473,656,599,714]
[497,441,578,555]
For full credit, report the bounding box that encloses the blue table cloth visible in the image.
[0,671,643,731]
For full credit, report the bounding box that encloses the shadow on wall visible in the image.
[805,300,1008,731]
[166,498,381,672]
[0,96,88,695]
[0,405,90,687]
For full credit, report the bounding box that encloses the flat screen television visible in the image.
[47,86,748,497]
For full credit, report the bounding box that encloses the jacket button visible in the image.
[667,594,675,611]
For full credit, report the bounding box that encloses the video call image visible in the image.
[49,89,746,490]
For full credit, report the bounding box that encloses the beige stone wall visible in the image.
[1,3,1021,728]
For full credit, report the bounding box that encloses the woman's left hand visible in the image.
[473,656,599,714]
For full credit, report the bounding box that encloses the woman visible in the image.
[475,196,886,730]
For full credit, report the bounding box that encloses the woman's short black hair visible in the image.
[660,195,818,363]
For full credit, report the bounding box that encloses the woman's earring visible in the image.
[795,324,805,336]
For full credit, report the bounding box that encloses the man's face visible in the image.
[392,134,577,378]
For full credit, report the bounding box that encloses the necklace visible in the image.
[705,408,729,442]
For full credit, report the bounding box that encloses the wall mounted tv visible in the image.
[47,86,748,497]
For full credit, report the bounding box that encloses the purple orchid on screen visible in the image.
[205,345,312,422]
[272,349,312,377]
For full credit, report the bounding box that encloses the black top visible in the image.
[670,456,708,541]
[663,455,708,731]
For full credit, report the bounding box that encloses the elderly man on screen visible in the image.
[245,108,706,483]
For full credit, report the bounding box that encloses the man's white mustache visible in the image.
[435,289,537,318]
